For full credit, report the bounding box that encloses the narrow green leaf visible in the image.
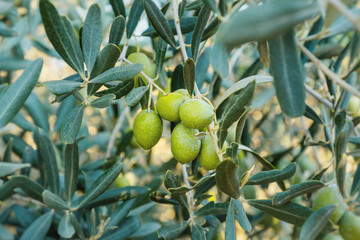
[74,163,122,209]
[155,38,168,76]
[90,94,116,108]
[0,162,31,177]
[248,200,314,226]
[215,75,273,110]
[246,163,296,185]
[71,213,85,240]
[268,29,305,117]
[12,113,35,132]
[90,64,143,84]
[215,160,240,198]
[183,58,196,96]
[191,5,210,62]
[126,86,149,107]
[196,201,229,216]
[126,0,144,38]
[37,128,60,195]
[0,57,31,71]
[110,0,126,18]
[95,79,134,99]
[59,105,84,144]
[88,43,121,95]
[217,0,320,47]
[102,216,141,240]
[109,16,125,46]
[218,81,255,148]
[142,17,197,37]
[299,205,336,240]
[0,59,43,128]
[164,170,189,208]
[43,190,70,210]
[157,221,188,240]
[335,120,353,195]
[225,199,236,240]
[351,163,360,196]
[24,93,49,132]
[40,0,84,76]
[55,95,76,132]
[210,43,229,79]
[233,199,252,232]
[336,72,357,112]
[10,175,45,202]
[0,26,17,37]
[19,211,53,240]
[304,104,323,124]
[191,224,206,240]
[107,199,136,228]
[43,80,82,95]
[0,181,14,201]
[202,17,220,42]
[144,0,176,47]
[273,180,325,206]
[58,212,75,239]
[193,174,216,198]
[64,143,79,203]
[3,138,13,162]
[84,186,148,208]
[82,4,102,73]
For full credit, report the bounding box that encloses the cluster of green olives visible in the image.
[133,88,221,170]
[312,187,360,240]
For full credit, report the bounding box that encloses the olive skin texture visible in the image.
[179,99,214,129]
[198,134,220,170]
[321,233,344,240]
[133,110,163,150]
[171,123,201,164]
[156,92,184,122]
[347,96,360,117]
[312,187,345,223]
[339,211,360,240]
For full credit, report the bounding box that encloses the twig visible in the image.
[122,58,167,95]
[105,106,130,158]
[170,0,202,98]
[326,0,360,32]
[305,83,333,109]
[119,39,129,65]
[298,42,360,98]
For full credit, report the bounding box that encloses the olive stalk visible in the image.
[207,125,223,161]
[122,58,167,95]
[181,164,195,217]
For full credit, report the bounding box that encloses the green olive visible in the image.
[198,134,220,170]
[127,52,156,84]
[179,99,214,129]
[171,123,201,164]
[321,233,344,240]
[175,88,188,96]
[242,185,256,199]
[133,110,163,150]
[312,187,345,223]
[339,211,360,240]
[347,96,360,117]
[156,92,184,122]
[114,175,130,188]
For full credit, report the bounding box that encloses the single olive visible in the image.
[156,92,184,122]
[321,233,344,240]
[339,211,360,240]
[171,123,201,164]
[179,99,214,129]
[347,96,360,117]
[312,187,345,223]
[133,110,163,150]
[127,52,156,84]
[175,88,188,96]
[198,134,220,170]
[114,175,130,188]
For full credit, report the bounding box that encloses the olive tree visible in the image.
[1,0,360,239]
